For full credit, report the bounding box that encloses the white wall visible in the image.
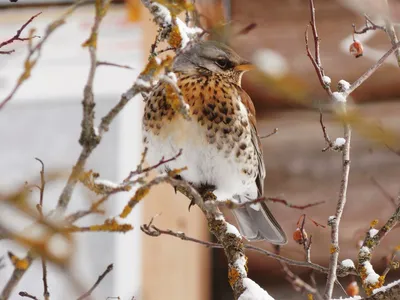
[0,5,144,299]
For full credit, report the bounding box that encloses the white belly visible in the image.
[143,116,257,200]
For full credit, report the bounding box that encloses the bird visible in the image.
[142,40,287,244]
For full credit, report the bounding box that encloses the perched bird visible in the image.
[142,40,287,244]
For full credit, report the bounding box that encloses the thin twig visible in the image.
[18,291,39,300]
[259,128,278,139]
[76,264,113,300]
[124,149,182,182]
[34,158,50,300]
[222,196,325,210]
[0,2,87,110]
[0,12,41,54]
[319,112,333,151]
[352,14,386,35]
[96,61,133,70]
[370,177,398,207]
[346,41,400,95]
[140,222,358,277]
[383,0,400,67]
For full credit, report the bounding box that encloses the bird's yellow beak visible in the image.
[235,63,255,71]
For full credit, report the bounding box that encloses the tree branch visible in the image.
[0,12,41,54]
[76,264,113,300]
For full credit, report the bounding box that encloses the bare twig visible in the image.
[34,158,50,300]
[76,264,113,300]
[281,262,323,300]
[0,12,41,54]
[96,61,133,70]
[18,291,39,300]
[124,149,182,182]
[259,128,278,139]
[223,196,325,210]
[319,112,333,151]
[304,1,353,299]
[370,177,398,207]
[353,14,386,35]
[345,41,400,95]
[140,221,358,277]
[324,121,351,300]
[0,1,87,110]
[304,0,332,97]
[383,0,400,67]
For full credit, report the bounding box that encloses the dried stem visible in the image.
[76,264,113,300]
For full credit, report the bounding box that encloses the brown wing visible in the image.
[237,87,266,197]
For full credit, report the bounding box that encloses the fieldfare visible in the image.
[142,40,287,244]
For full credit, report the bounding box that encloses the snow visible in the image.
[249,202,261,211]
[151,3,172,25]
[215,214,225,221]
[338,79,351,91]
[167,71,178,83]
[239,278,275,300]
[369,228,379,237]
[341,259,355,269]
[322,75,331,85]
[359,246,371,256]
[234,256,247,277]
[373,278,400,294]
[94,178,121,189]
[328,216,336,221]
[175,18,202,49]
[135,78,151,89]
[333,137,346,147]
[363,261,380,284]
[93,126,99,136]
[226,222,241,237]
[252,48,288,78]
[332,91,347,103]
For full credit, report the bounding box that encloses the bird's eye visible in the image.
[215,58,231,69]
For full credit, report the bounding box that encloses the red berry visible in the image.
[350,40,364,58]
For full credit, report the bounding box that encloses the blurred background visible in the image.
[0,0,400,299]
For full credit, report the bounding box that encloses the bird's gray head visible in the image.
[173,40,252,85]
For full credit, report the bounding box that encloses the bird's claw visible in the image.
[188,199,195,211]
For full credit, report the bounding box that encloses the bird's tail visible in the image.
[232,199,287,244]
